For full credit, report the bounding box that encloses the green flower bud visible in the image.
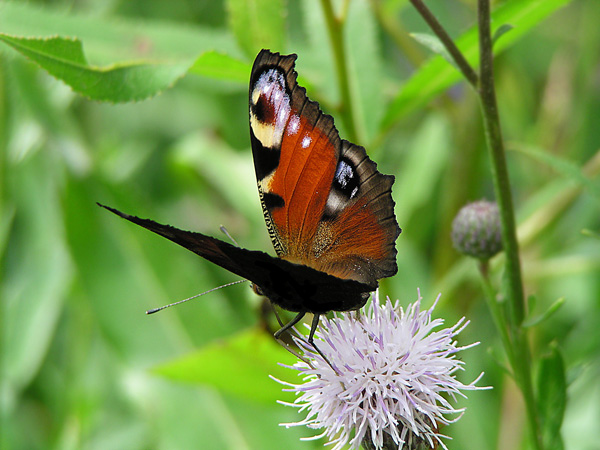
[451,200,502,260]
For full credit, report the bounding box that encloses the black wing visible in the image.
[98,203,374,314]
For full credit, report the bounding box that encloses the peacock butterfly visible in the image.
[99,49,400,347]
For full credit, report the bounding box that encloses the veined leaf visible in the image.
[0,34,195,102]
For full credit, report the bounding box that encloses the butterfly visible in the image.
[99,49,400,348]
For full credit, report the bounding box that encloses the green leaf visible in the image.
[226,0,286,58]
[170,131,260,222]
[0,2,244,100]
[3,150,74,395]
[537,344,567,450]
[0,34,194,102]
[380,0,574,130]
[153,329,298,404]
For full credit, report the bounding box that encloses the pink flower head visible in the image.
[274,290,486,450]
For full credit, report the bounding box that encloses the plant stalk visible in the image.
[409,0,543,447]
[477,0,542,448]
[319,0,359,143]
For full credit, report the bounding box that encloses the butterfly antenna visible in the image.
[146,279,247,314]
[219,225,239,246]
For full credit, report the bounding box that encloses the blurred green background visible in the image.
[1,0,599,449]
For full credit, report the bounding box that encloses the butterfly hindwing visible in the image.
[249,49,400,286]
[97,203,372,313]
[310,140,399,283]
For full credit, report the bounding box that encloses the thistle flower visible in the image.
[274,291,486,450]
[451,200,502,260]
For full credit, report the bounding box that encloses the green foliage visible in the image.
[227,0,286,58]
[380,0,573,129]
[537,345,567,450]
[153,329,297,404]
[1,0,598,449]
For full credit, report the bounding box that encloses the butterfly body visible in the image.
[99,49,400,342]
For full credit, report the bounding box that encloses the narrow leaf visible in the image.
[380,0,574,130]
[523,297,565,328]
[410,32,457,70]
[3,153,73,394]
[395,114,451,224]
[537,345,567,450]
[492,24,515,46]
[513,145,600,202]
[346,0,384,144]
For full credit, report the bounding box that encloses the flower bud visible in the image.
[451,200,502,260]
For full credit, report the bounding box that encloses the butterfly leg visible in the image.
[275,311,339,374]
[270,302,285,328]
[273,311,306,340]
[307,314,339,374]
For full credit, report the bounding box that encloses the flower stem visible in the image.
[319,0,359,143]
[477,0,524,328]
[477,1,542,447]
[410,0,544,448]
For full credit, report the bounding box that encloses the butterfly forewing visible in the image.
[249,52,338,258]
[249,49,400,285]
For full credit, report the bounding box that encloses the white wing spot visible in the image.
[301,135,312,148]
[288,115,300,135]
[251,68,291,149]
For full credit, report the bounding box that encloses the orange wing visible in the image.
[249,50,400,286]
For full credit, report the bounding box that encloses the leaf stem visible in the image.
[478,261,516,371]
[319,0,358,142]
[408,0,478,87]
